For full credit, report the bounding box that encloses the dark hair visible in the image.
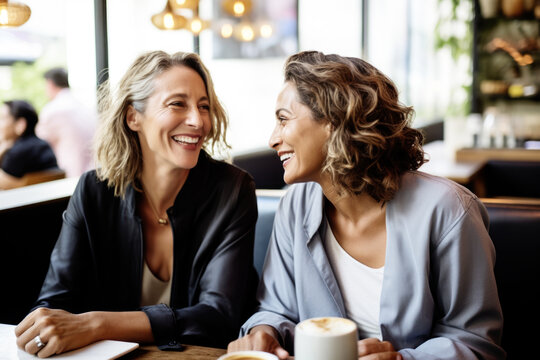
[284,51,425,202]
[44,67,69,88]
[3,100,39,137]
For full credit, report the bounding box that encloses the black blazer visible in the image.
[35,151,259,349]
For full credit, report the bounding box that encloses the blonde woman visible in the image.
[15,51,258,357]
[229,51,504,360]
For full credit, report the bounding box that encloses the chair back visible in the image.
[484,160,540,198]
[0,178,77,324]
[21,168,66,186]
[233,148,285,189]
[254,189,285,277]
[482,198,540,359]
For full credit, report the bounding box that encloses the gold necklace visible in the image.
[142,189,169,226]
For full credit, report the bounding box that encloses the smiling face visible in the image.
[269,82,331,184]
[127,65,211,172]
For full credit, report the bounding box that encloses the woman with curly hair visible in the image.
[228,51,504,360]
[15,50,258,357]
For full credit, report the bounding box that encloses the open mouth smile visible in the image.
[172,135,200,145]
[279,152,295,166]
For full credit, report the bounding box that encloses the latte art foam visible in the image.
[297,317,356,336]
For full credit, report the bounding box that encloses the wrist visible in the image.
[81,311,106,342]
[250,325,279,340]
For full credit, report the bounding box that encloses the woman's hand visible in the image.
[227,325,289,359]
[14,308,100,358]
[357,338,402,360]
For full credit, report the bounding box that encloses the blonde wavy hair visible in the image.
[95,50,229,197]
[284,51,425,202]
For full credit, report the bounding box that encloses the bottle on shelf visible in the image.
[466,113,484,148]
[481,107,517,148]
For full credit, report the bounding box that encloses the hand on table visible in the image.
[358,338,402,360]
[227,325,289,359]
[15,307,99,358]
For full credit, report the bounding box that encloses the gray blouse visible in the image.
[241,171,505,360]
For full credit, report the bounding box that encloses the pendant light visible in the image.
[152,0,187,30]
[169,0,199,11]
[187,16,210,35]
[222,0,252,17]
[0,0,31,28]
[234,21,255,42]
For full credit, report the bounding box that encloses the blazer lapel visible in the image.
[304,184,347,317]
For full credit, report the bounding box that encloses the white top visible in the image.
[324,218,384,340]
[140,261,172,307]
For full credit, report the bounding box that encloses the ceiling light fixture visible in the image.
[222,0,252,17]
[150,0,273,44]
[151,1,187,30]
[0,0,31,28]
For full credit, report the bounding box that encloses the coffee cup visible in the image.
[217,350,279,360]
[294,317,358,360]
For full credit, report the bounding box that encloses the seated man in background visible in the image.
[36,67,96,178]
[0,100,58,190]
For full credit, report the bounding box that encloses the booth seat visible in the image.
[484,160,540,198]
[232,148,285,189]
[0,178,77,324]
[481,197,540,359]
[253,190,286,276]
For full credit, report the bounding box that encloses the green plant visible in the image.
[434,0,474,115]
[0,61,49,113]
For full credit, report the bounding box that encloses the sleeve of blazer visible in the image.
[33,174,93,313]
[400,197,506,360]
[240,188,299,351]
[142,173,259,349]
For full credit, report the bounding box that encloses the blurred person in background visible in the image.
[0,100,58,190]
[36,67,96,178]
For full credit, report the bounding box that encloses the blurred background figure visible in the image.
[0,100,58,190]
[36,67,96,178]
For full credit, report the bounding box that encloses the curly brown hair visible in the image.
[284,51,425,202]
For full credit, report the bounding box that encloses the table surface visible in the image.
[420,141,485,184]
[121,344,226,360]
[455,147,540,162]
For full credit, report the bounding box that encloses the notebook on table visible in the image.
[0,323,139,359]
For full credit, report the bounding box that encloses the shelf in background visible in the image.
[456,147,540,162]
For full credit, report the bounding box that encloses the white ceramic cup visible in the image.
[217,350,279,360]
[294,317,358,360]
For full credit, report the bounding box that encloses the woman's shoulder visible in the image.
[73,170,117,202]
[393,171,483,220]
[401,171,477,202]
[10,135,50,153]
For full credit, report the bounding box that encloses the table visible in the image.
[122,344,226,360]
[0,177,78,212]
[455,147,540,162]
[420,141,487,196]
